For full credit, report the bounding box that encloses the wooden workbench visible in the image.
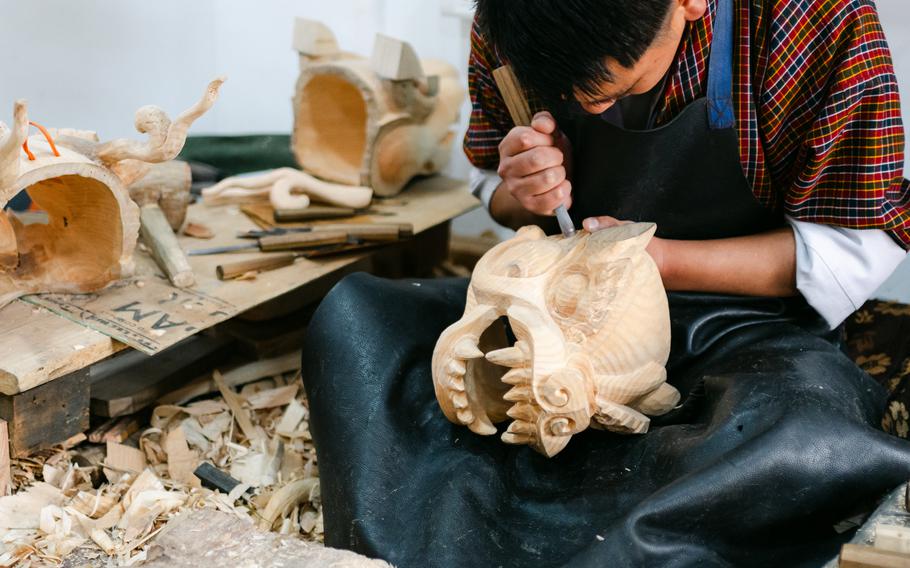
[0,176,477,401]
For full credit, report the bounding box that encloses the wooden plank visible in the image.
[878,525,910,555]
[840,544,910,567]
[24,278,240,355]
[0,420,9,497]
[0,301,123,395]
[90,334,234,418]
[0,369,90,457]
[0,176,476,394]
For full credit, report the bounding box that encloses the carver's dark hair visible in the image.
[474,0,676,108]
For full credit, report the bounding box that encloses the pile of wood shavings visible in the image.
[0,370,322,567]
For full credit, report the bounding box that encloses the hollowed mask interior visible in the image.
[295,74,368,185]
[1,174,124,299]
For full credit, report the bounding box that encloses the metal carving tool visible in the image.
[237,223,414,240]
[492,65,576,238]
[216,241,392,280]
[190,224,409,256]
[188,230,353,256]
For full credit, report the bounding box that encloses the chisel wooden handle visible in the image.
[259,231,349,251]
[341,225,401,242]
[217,254,297,280]
[316,223,414,239]
[140,204,195,288]
[274,206,358,222]
[493,65,533,127]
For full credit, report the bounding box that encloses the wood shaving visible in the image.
[181,222,215,240]
[0,365,324,566]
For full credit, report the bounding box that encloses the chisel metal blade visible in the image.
[187,243,259,256]
[554,205,576,238]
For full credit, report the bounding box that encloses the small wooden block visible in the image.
[105,441,147,475]
[0,369,90,457]
[840,544,910,568]
[877,525,910,555]
[0,420,10,496]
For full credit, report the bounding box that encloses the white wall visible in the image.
[0,0,467,138]
[0,0,907,299]
[875,0,910,302]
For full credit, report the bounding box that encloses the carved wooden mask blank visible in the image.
[0,79,222,309]
[432,224,679,457]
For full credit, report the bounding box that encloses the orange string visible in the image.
[21,121,61,161]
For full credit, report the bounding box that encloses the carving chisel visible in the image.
[492,65,576,238]
[189,225,405,256]
[216,241,392,280]
[237,223,414,239]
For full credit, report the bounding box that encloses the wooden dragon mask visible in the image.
[432,223,679,457]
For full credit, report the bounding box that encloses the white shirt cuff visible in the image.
[469,167,502,210]
[787,216,907,329]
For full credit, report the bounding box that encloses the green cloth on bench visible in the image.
[179,134,297,177]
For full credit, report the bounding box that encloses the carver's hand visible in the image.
[496,111,572,217]
[583,215,667,277]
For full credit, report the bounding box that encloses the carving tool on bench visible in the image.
[188,224,407,256]
[237,223,414,240]
[492,65,576,238]
[272,206,395,222]
[216,240,392,280]
[188,231,352,256]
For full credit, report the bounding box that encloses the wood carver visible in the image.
[0,78,223,308]
[432,223,678,457]
[290,19,465,197]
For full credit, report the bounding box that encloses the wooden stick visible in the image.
[140,204,195,288]
[259,231,349,252]
[492,65,533,127]
[273,206,360,222]
[217,254,298,281]
[0,420,9,497]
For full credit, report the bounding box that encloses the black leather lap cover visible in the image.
[302,274,910,568]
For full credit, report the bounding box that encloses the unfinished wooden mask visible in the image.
[432,223,678,457]
[291,19,465,197]
[0,79,223,308]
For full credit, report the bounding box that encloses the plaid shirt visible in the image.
[464,0,910,248]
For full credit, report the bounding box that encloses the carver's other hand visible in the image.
[497,111,572,217]
[583,215,667,277]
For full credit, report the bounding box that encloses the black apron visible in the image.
[301,1,910,566]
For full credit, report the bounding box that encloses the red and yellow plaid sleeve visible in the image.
[463,21,513,170]
[771,1,910,248]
